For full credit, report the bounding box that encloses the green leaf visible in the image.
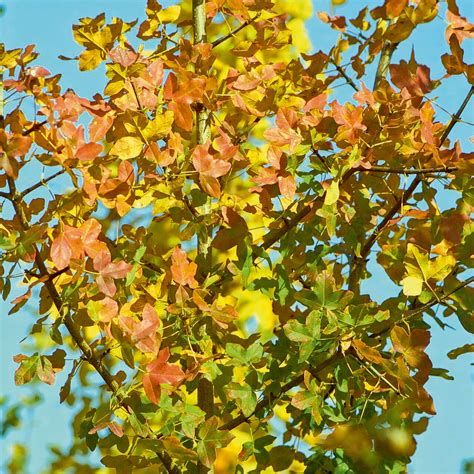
[197,417,234,467]
[226,382,257,417]
[226,342,263,366]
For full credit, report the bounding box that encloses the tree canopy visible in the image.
[1,0,473,472]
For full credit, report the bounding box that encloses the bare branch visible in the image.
[353,165,458,174]
[19,169,67,198]
[212,15,259,48]
[332,62,359,92]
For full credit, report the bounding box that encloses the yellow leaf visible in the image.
[78,49,104,71]
[401,276,423,296]
[324,181,339,206]
[158,5,181,23]
[109,137,143,160]
[144,110,174,140]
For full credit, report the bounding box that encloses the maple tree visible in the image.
[1,0,473,472]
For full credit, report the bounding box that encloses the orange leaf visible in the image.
[193,144,231,178]
[171,247,198,288]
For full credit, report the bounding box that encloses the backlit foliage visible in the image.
[1,0,473,472]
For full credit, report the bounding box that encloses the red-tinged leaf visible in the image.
[100,260,132,279]
[7,135,32,157]
[81,218,102,251]
[143,372,162,404]
[193,289,211,311]
[127,304,161,354]
[278,174,296,199]
[200,175,221,198]
[171,247,198,288]
[107,422,124,438]
[76,142,103,161]
[14,353,39,385]
[27,66,51,77]
[97,275,116,297]
[303,93,327,112]
[51,234,72,269]
[391,326,431,369]
[36,357,55,385]
[147,60,164,87]
[98,297,118,323]
[89,114,114,141]
[317,12,346,31]
[169,101,193,132]
[352,339,386,365]
[173,77,206,104]
[193,145,231,178]
[10,288,31,306]
[386,0,408,18]
[93,248,112,272]
[146,347,185,385]
[353,82,375,107]
[109,46,137,67]
[390,60,433,96]
[446,10,474,44]
[331,101,367,143]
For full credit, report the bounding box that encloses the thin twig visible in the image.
[332,62,359,92]
[353,165,458,174]
[19,169,67,198]
[212,15,259,48]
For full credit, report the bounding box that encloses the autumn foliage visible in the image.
[1,0,473,472]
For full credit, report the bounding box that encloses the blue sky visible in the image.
[1,1,473,473]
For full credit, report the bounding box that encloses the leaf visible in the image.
[225,382,257,417]
[76,143,103,161]
[143,348,184,404]
[14,353,39,385]
[401,275,423,296]
[447,344,474,360]
[193,145,231,178]
[171,247,198,288]
[197,417,234,467]
[157,5,181,23]
[402,244,456,296]
[386,0,408,18]
[324,180,339,206]
[269,446,294,472]
[78,49,104,71]
[50,234,72,269]
[391,326,431,369]
[109,136,143,160]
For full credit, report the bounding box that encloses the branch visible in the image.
[19,169,67,198]
[353,165,458,174]
[348,85,474,293]
[5,177,181,474]
[23,120,48,136]
[220,352,339,432]
[259,168,357,252]
[373,40,398,90]
[332,62,359,92]
[370,276,474,339]
[212,15,258,48]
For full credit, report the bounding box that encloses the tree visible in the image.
[1,0,473,472]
